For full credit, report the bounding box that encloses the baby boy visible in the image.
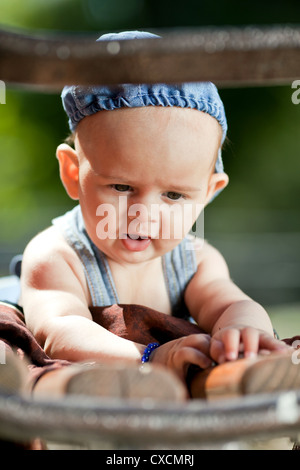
[19,31,288,385]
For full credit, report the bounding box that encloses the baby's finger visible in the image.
[258,349,271,356]
[221,328,241,361]
[241,327,260,358]
[182,347,213,369]
[259,334,291,352]
[173,346,213,380]
[210,338,225,364]
[182,334,211,356]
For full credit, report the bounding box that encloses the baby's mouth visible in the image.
[127,234,150,240]
[121,234,152,252]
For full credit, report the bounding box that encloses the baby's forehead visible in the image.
[75,106,221,178]
[77,106,222,138]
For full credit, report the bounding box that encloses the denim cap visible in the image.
[61,31,227,174]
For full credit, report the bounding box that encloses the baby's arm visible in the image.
[20,228,212,380]
[20,227,145,363]
[185,241,289,363]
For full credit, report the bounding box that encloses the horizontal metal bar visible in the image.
[0,25,300,91]
[0,390,300,448]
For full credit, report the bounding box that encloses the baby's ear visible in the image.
[205,172,229,204]
[56,144,79,200]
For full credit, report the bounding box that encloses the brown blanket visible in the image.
[0,301,205,389]
[1,301,298,388]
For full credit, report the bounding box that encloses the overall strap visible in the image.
[162,236,198,318]
[52,205,119,306]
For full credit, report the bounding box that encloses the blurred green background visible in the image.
[1,0,300,336]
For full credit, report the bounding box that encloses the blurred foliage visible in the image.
[0,0,300,252]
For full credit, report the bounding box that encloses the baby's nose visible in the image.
[128,202,160,237]
[128,202,158,222]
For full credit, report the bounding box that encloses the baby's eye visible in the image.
[165,191,184,201]
[112,184,132,192]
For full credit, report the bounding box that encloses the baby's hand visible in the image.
[151,334,213,382]
[210,326,290,364]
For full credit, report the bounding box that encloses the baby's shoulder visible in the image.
[24,225,69,256]
[22,226,80,272]
[21,226,89,294]
[186,235,221,266]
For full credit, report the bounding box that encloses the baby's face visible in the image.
[67,106,227,264]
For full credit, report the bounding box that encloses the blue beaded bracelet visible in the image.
[141,342,160,364]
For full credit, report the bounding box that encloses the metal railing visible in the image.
[0,390,299,449]
[1,25,300,90]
